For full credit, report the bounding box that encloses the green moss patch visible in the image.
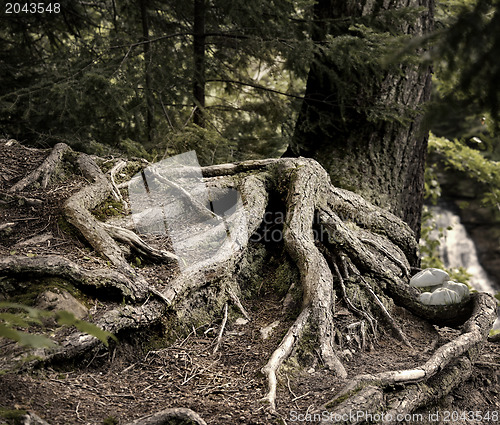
[0,408,28,425]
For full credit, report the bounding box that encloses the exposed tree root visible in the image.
[330,259,377,339]
[108,159,128,206]
[9,142,71,192]
[1,144,496,419]
[0,255,138,301]
[213,302,228,354]
[320,293,496,422]
[102,222,179,262]
[261,307,312,411]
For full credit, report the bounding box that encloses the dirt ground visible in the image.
[1,141,500,425]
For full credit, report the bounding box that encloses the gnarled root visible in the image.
[2,145,496,419]
[320,293,497,423]
[9,142,71,192]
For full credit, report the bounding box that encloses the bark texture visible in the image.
[287,0,434,239]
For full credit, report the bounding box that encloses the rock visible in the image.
[36,289,88,320]
[260,320,280,340]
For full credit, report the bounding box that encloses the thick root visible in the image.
[321,293,497,420]
[0,255,138,301]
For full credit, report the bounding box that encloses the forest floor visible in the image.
[1,142,500,425]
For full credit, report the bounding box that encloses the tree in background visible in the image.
[2,2,500,422]
[286,0,434,238]
[0,0,308,161]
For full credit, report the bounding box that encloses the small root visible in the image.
[9,143,71,192]
[353,271,412,347]
[108,159,128,208]
[213,302,228,354]
[330,258,377,339]
[227,285,251,320]
[102,222,179,262]
[360,237,410,278]
[261,307,311,412]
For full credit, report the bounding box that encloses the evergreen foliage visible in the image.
[0,302,116,348]
[0,0,311,160]
[428,133,500,214]
[432,0,500,129]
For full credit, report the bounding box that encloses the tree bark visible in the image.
[139,0,154,143]
[193,0,206,127]
[287,0,434,239]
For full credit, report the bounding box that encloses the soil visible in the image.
[1,141,500,425]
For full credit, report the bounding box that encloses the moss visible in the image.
[0,408,28,425]
[324,384,367,409]
[102,416,118,425]
[91,197,125,221]
[56,216,81,239]
[4,277,89,308]
[239,244,300,302]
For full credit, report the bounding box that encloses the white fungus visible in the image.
[412,268,470,306]
[409,268,449,288]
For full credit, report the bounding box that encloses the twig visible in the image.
[292,392,311,402]
[75,401,83,422]
[331,259,378,339]
[286,374,298,399]
[213,303,228,354]
[227,286,251,320]
[108,159,128,208]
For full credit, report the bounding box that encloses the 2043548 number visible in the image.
[5,3,60,14]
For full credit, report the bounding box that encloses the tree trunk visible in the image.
[287,0,434,240]
[193,0,206,127]
[139,0,154,143]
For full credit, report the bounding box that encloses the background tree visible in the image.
[286,0,434,238]
[0,0,309,161]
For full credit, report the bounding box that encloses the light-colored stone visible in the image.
[36,289,88,320]
[260,320,280,340]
